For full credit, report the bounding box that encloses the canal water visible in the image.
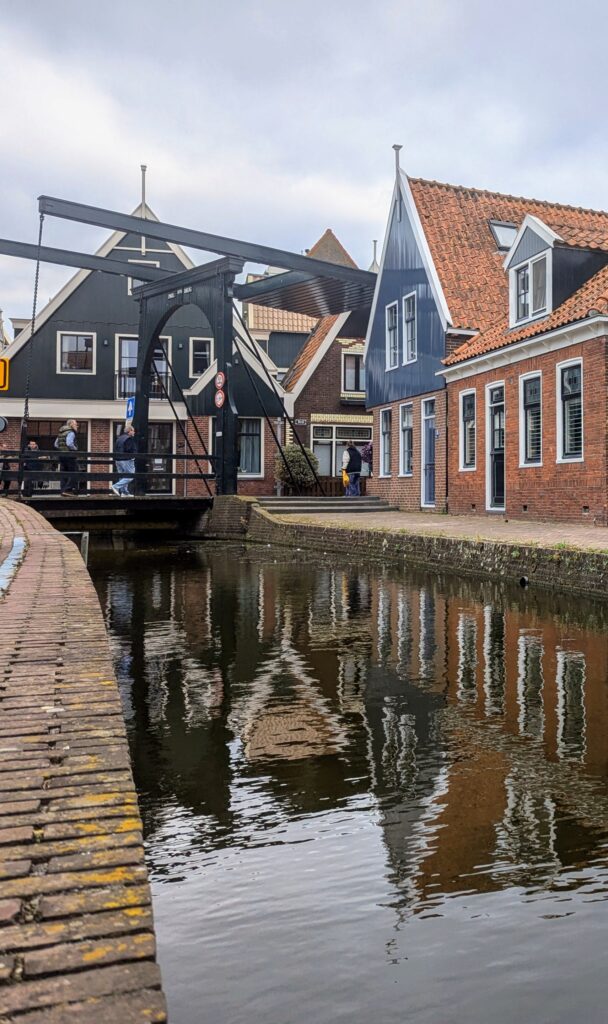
[89,543,608,1024]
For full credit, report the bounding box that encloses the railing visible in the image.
[115,372,172,401]
[0,449,214,496]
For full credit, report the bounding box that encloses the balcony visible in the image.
[115,371,172,401]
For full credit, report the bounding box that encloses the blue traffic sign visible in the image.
[126,396,136,421]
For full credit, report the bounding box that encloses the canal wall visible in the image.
[0,501,166,1022]
[203,497,608,601]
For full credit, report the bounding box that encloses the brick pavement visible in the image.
[283,509,608,552]
[0,501,166,1022]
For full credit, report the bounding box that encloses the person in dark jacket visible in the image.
[342,440,362,496]
[112,424,137,496]
[0,442,12,496]
[54,419,79,495]
[23,440,41,497]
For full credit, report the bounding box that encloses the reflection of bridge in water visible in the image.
[92,546,608,913]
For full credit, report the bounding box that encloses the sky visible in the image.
[1,0,608,327]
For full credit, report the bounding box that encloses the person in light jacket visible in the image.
[54,419,79,495]
[342,440,362,497]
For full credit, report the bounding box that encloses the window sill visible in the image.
[378,473,392,479]
[384,365,399,372]
[398,472,413,478]
[402,356,417,366]
[510,310,549,330]
[556,456,584,464]
[519,461,543,468]
[57,370,95,376]
[459,465,476,472]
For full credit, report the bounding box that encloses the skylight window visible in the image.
[489,220,518,251]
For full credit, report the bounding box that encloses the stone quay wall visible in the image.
[0,500,166,1023]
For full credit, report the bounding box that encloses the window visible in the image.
[489,220,517,251]
[559,362,583,460]
[461,391,476,469]
[385,302,398,370]
[311,425,372,477]
[380,409,392,475]
[403,293,417,363]
[400,404,413,475]
[190,337,213,378]
[58,333,95,374]
[116,335,171,400]
[521,374,542,465]
[513,254,548,325]
[127,259,160,296]
[238,418,262,475]
[343,353,365,392]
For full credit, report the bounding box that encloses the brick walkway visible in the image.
[0,502,166,1022]
[283,509,608,552]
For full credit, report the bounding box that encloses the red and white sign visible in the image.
[214,371,226,390]
[214,389,225,409]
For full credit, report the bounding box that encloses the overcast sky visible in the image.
[1,0,607,326]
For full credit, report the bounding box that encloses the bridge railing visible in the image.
[0,449,215,493]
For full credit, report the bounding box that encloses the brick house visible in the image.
[365,158,608,523]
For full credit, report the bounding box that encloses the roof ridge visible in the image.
[408,176,608,219]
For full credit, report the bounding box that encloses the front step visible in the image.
[256,496,397,515]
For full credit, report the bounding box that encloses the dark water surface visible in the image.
[89,543,608,1024]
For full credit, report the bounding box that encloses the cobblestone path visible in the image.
[0,501,166,1022]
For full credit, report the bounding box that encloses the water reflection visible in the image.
[91,544,608,1024]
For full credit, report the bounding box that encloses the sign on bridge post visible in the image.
[0,358,9,391]
[125,396,135,421]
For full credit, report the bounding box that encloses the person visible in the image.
[0,441,12,496]
[23,440,41,498]
[342,440,362,496]
[112,423,137,496]
[54,419,79,495]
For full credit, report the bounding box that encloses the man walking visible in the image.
[342,440,362,497]
[112,424,137,496]
[0,442,12,496]
[54,419,79,495]
[23,440,41,497]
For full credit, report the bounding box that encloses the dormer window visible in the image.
[489,220,517,251]
[510,253,550,326]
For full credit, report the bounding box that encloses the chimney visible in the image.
[368,240,380,274]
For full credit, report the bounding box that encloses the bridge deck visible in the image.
[16,494,213,530]
[0,501,167,1022]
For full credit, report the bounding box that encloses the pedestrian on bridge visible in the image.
[0,442,12,496]
[54,419,80,496]
[112,424,137,497]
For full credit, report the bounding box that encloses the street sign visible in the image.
[126,396,136,420]
[215,371,226,390]
[0,359,8,392]
[214,389,225,409]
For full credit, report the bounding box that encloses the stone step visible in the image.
[259,501,398,515]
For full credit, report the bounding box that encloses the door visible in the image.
[488,385,505,509]
[148,423,173,493]
[422,399,436,507]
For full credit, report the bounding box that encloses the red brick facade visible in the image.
[446,336,608,524]
[368,388,447,512]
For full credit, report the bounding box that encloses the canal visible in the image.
[89,543,608,1024]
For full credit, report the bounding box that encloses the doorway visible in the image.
[421,399,436,507]
[487,384,505,510]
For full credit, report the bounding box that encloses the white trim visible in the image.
[341,347,365,395]
[485,380,505,512]
[402,291,417,365]
[189,336,214,379]
[363,172,452,361]
[56,331,97,376]
[509,251,552,329]
[420,397,436,508]
[379,406,392,477]
[2,202,193,363]
[458,388,476,472]
[503,214,562,270]
[237,416,265,479]
[385,300,399,370]
[0,397,185,421]
[439,316,608,382]
[398,401,414,477]
[127,259,160,296]
[285,310,350,399]
[518,370,543,468]
[556,357,584,463]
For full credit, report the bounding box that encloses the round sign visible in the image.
[215,371,226,390]
[214,389,225,409]
[0,417,6,433]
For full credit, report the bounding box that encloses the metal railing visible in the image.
[0,449,214,496]
[115,371,172,401]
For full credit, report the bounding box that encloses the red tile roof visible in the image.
[282,315,341,391]
[407,177,608,366]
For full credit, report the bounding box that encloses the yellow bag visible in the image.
[342,469,349,488]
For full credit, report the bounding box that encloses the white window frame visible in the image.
[398,402,414,477]
[56,331,97,376]
[402,291,417,365]
[189,336,214,379]
[420,398,436,509]
[379,407,392,477]
[509,252,552,328]
[237,417,264,479]
[127,259,160,296]
[341,349,365,393]
[518,371,542,467]
[385,302,399,371]
[556,358,584,464]
[458,388,476,472]
[485,380,506,512]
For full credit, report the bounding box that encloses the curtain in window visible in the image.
[238,419,261,474]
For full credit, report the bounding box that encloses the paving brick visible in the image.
[0,906,153,953]
[7,988,167,1023]
[0,960,163,1014]
[24,931,156,977]
[0,898,21,922]
[40,882,152,919]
